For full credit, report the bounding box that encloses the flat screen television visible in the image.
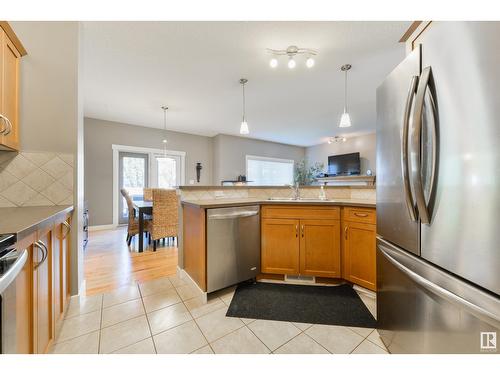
[328,152,360,176]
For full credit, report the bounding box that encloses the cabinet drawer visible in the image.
[262,205,340,220]
[343,207,376,224]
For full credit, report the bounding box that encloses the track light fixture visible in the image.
[267,45,318,69]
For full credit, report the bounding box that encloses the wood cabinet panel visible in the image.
[262,205,340,220]
[0,26,21,151]
[344,221,376,291]
[343,207,376,224]
[183,205,207,291]
[299,219,341,278]
[34,230,53,354]
[261,218,300,275]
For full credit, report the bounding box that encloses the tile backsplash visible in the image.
[0,151,74,207]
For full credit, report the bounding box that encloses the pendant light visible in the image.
[161,105,168,156]
[239,78,249,135]
[339,64,352,128]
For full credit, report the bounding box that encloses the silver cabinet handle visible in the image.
[379,243,500,328]
[410,66,437,224]
[344,226,348,240]
[402,76,418,222]
[62,220,71,238]
[353,212,369,217]
[295,224,298,238]
[301,224,304,238]
[34,240,48,269]
[3,116,12,136]
[0,114,8,135]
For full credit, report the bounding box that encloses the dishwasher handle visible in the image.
[208,211,259,220]
[0,249,28,295]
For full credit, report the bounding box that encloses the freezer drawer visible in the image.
[206,206,260,293]
[377,237,500,354]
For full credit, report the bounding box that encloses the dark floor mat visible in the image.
[226,282,376,328]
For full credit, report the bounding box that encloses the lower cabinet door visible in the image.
[299,219,341,278]
[34,231,53,354]
[344,221,376,291]
[61,217,71,312]
[261,218,300,274]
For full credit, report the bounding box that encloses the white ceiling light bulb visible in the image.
[306,56,315,68]
[288,57,296,69]
[269,58,278,68]
[239,78,250,135]
[339,64,352,128]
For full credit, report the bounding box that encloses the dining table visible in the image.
[132,200,152,252]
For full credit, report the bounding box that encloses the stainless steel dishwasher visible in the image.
[206,205,260,293]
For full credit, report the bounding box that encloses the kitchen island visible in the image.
[180,195,376,299]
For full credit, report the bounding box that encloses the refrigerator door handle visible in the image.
[410,66,437,224]
[379,243,500,329]
[402,75,419,222]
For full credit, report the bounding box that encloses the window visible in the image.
[246,155,294,186]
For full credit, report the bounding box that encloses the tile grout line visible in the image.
[137,281,158,354]
[180,292,216,354]
[302,329,335,354]
[98,294,104,353]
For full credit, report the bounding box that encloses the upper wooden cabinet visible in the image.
[0,21,26,151]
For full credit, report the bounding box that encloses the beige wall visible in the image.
[84,117,214,226]
[212,134,306,185]
[10,21,84,295]
[305,133,377,175]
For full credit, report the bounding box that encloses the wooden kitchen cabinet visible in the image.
[0,22,25,151]
[33,228,53,354]
[299,219,341,278]
[261,218,300,275]
[53,216,72,335]
[261,206,341,278]
[342,208,377,291]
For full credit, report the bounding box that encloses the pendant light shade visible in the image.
[339,64,352,128]
[239,78,249,135]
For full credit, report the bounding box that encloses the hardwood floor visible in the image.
[84,227,178,296]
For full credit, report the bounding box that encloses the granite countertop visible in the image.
[181,198,376,209]
[0,205,74,239]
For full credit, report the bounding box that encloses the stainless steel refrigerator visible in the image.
[376,22,500,354]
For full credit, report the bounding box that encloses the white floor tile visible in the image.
[305,324,364,354]
[191,345,214,354]
[176,284,202,301]
[195,307,244,343]
[103,284,141,307]
[211,326,270,354]
[292,322,313,331]
[168,274,187,288]
[154,320,207,354]
[142,289,181,313]
[112,338,156,354]
[56,310,101,343]
[66,294,102,318]
[274,333,329,354]
[139,277,174,297]
[101,298,145,328]
[367,329,387,350]
[248,319,301,351]
[349,326,375,338]
[352,339,388,354]
[51,331,99,354]
[184,295,226,319]
[99,315,151,353]
[147,302,192,335]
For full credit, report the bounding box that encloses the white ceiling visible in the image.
[83,21,409,147]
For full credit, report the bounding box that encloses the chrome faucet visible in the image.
[288,182,300,200]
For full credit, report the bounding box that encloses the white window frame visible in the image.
[245,154,295,186]
[112,144,186,227]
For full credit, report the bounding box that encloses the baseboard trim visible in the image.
[88,224,116,231]
[179,267,207,303]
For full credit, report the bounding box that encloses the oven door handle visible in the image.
[0,249,28,295]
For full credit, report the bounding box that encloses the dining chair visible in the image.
[143,188,153,202]
[120,188,150,246]
[147,188,179,251]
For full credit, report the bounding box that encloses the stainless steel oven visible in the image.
[0,233,28,354]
